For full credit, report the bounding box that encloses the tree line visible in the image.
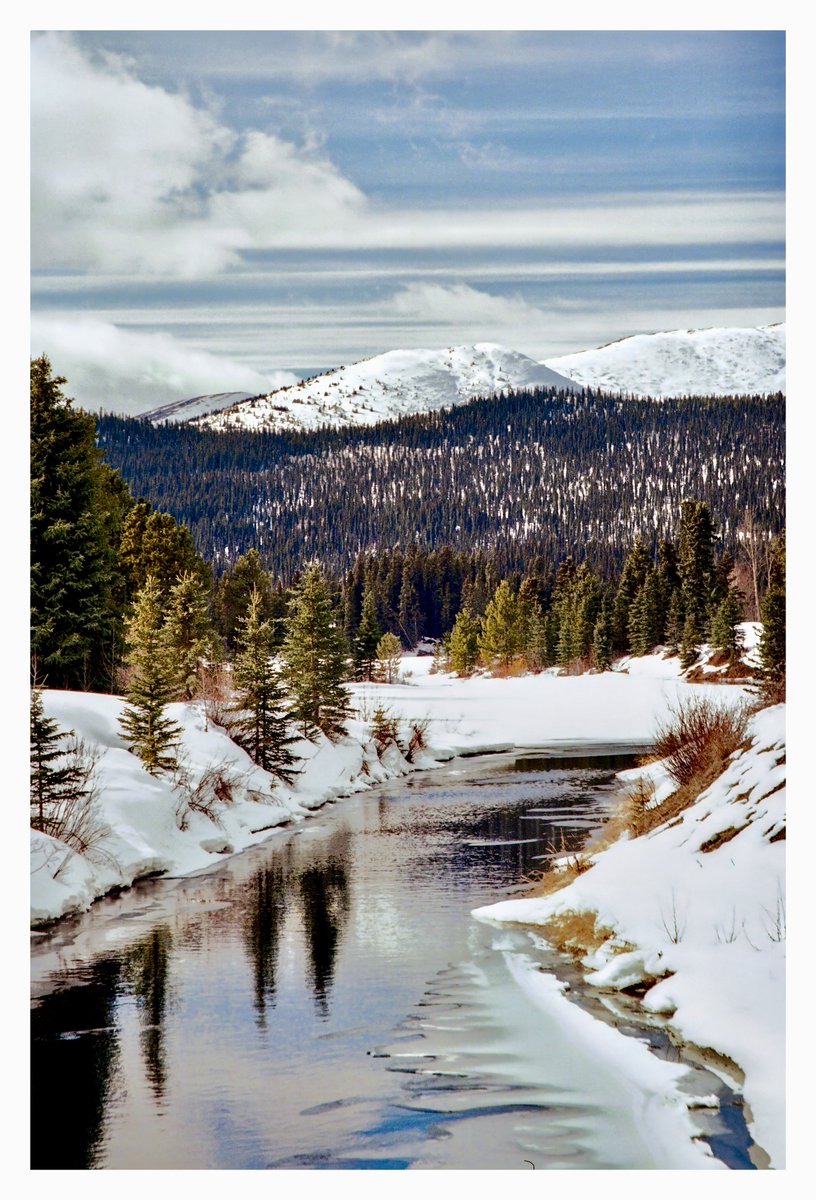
[31,357,786,837]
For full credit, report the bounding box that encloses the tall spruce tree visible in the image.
[213,548,277,651]
[758,530,785,700]
[447,607,481,676]
[592,597,614,670]
[164,572,215,700]
[354,589,382,681]
[710,588,743,663]
[230,587,299,780]
[30,688,85,832]
[612,541,653,652]
[31,356,124,690]
[677,500,717,642]
[478,580,521,669]
[119,577,181,775]
[281,564,351,740]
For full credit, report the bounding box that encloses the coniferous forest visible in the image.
[96,388,784,582]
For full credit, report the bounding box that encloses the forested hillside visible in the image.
[97,388,785,582]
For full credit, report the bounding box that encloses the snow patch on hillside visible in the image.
[546,323,785,397]
[194,343,579,433]
[474,703,786,1167]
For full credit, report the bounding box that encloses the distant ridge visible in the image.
[192,343,580,433]
[544,323,785,397]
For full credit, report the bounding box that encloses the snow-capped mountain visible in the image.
[138,391,257,424]
[544,323,785,397]
[193,344,579,433]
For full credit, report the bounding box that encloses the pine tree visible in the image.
[612,541,653,652]
[710,588,743,663]
[592,598,614,670]
[354,589,382,681]
[213,548,277,651]
[376,632,402,684]
[628,568,663,656]
[680,612,700,671]
[664,587,684,653]
[119,501,208,606]
[447,607,481,676]
[524,601,549,672]
[165,572,215,700]
[478,580,521,670]
[758,531,785,700]
[281,564,351,740]
[678,500,717,642]
[230,587,299,781]
[30,356,124,690]
[398,572,422,649]
[30,688,82,831]
[119,577,181,775]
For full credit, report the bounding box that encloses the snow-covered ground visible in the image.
[545,322,785,397]
[137,390,256,424]
[193,343,578,433]
[32,651,751,926]
[474,703,786,1169]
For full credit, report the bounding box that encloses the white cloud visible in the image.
[32,33,784,281]
[30,316,296,414]
[31,33,366,276]
[390,282,546,328]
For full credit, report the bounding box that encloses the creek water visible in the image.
[30,751,755,1170]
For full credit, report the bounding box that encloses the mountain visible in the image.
[192,344,579,433]
[138,391,257,424]
[544,323,785,397]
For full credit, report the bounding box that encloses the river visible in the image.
[30,750,755,1170]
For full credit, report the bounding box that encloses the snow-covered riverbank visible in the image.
[31,649,753,926]
[474,702,786,1168]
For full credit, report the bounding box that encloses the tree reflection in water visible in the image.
[297,857,351,1018]
[31,957,122,1168]
[124,926,173,1102]
[242,862,289,1026]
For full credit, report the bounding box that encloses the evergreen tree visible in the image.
[679,612,700,671]
[758,530,785,700]
[524,601,549,672]
[30,688,84,831]
[612,541,653,652]
[478,580,522,669]
[592,598,614,670]
[120,501,209,606]
[376,632,403,684]
[678,500,717,642]
[31,356,124,690]
[165,572,215,700]
[710,588,743,663]
[664,587,685,653]
[213,548,277,650]
[447,607,481,676]
[354,589,382,681]
[230,587,299,780]
[119,577,181,775]
[281,564,351,740]
[627,568,663,656]
[398,571,422,649]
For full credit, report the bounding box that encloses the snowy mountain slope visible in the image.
[545,323,785,397]
[193,343,580,433]
[138,391,256,424]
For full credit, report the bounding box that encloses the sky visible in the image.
[30,29,785,414]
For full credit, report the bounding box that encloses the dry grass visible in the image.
[535,910,623,960]
[654,695,749,788]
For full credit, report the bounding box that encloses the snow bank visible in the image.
[353,653,750,750]
[474,704,786,1168]
[30,690,423,927]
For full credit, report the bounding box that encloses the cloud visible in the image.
[31,33,366,277]
[30,316,296,414]
[390,283,546,329]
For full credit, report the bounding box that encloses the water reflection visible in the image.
[298,857,351,1018]
[242,863,289,1025]
[123,927,172,1101]
[30,958,121,1168]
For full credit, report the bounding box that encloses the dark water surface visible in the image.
[30,752,754,1170]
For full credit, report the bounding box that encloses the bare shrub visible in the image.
[654,696,749,788]
[405,717,430,761]
[38,737,107,857]
[175,761,243,830]
[370,704,400,751]
[197,664,233,728]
